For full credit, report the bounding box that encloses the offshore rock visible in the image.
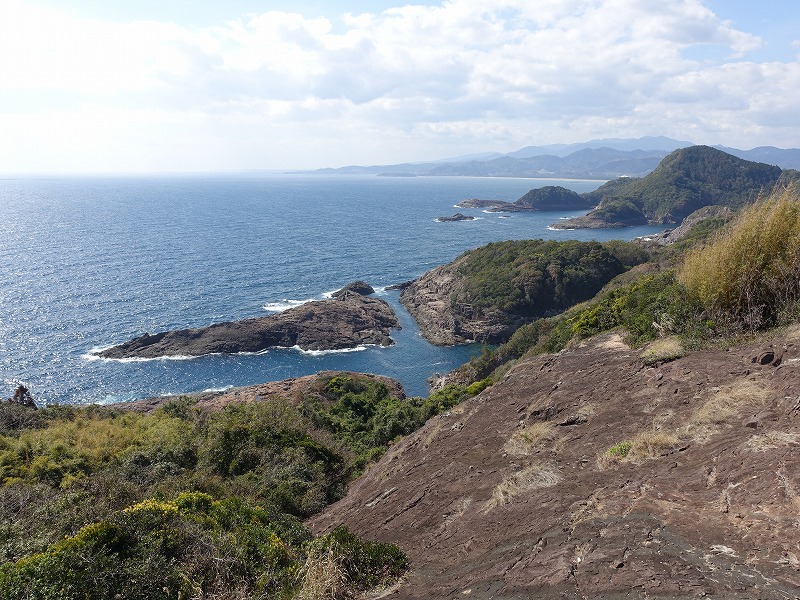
[331,280,375,298]
[436,213,476,222]
[97,294,400,359]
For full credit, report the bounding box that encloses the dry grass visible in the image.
[504,421,557,456]
[627,430,681,461]
[679,185,800,331]
[295,547,348,600]
[485,463,561,511]
[685,379,772,442]
[641,336,685,365]
[597,428,681,469]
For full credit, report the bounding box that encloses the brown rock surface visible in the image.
[310,330,800,599]
[97,294,400,359]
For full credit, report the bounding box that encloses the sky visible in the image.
[1,0,799,173]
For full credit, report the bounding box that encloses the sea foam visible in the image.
[290,344,371,356]
[263,298,314,312]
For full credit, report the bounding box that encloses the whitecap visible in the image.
[201,385,233,393]
[99,354,200,363]
[547,226,574,231]
[290,344,372,356]
[263,298,315,312]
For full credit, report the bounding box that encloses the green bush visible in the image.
[606,441,633,458]
[0,494,407,600]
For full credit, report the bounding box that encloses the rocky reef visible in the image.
[97,286,399,359]
[436,213,476,222]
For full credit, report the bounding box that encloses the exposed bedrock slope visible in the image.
[310,331,800,599]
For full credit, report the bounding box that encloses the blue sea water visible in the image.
[0,174,666,404]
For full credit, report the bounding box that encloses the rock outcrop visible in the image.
[310,330,800,599]
[399,255,519,345]
[436,213,476,222]
[399,240,635,346]
[331,280,375,298]
[640,205,734,246]
[97,294,400,359]
[551,199,649,229]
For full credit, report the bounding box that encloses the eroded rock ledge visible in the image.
[97,292,400,359]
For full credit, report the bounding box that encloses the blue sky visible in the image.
[2,0,799,172]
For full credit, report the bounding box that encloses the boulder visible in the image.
[331,280,375,298]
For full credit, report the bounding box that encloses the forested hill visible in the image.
[559,145,791,228]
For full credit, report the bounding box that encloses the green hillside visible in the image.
[583,145,784,224]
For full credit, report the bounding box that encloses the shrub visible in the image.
[606,441,633,458]
[0,494,406,600]
[679,185,800,331]
[298,526,407,598]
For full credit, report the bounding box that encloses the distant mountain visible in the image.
[506,136,692,158]
[555,146,788,229]
[302,138,800,180]
[713,145,800,170]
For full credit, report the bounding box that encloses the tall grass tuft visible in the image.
[679,184,800,331]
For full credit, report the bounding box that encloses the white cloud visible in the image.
[0,0,797,171]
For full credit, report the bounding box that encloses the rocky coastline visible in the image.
[398,254,524,345]
[97,284,400,359]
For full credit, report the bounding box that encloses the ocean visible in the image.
[0,174,666,403]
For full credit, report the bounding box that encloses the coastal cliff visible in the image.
[98,290,400,359]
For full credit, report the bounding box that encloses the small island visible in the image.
[97,283,400,359]
[457,186,594,212]
[436,212,476,222]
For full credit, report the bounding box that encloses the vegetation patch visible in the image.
[680,185,800,331]
[746,431,800,452]
[486,464,561,511]
[453,239,649,319]
[0,492,405,600]
[627,430,682,462]
[686,380,772,442]
[641,336,686,366]
[504,422,558,457]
